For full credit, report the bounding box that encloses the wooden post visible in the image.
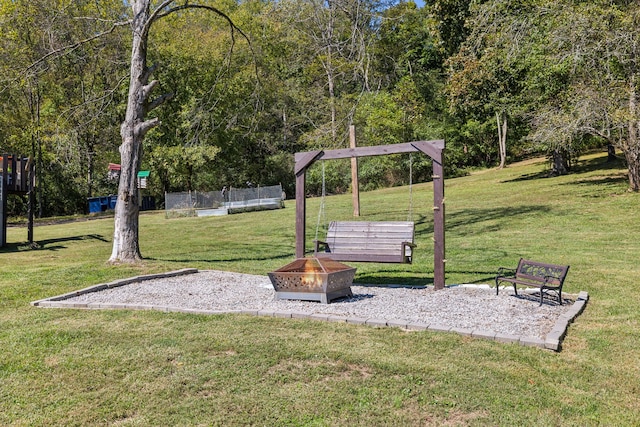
[0,156,5,248]
[349,125,360,217]
[294,150,324,259]
[295,170,306,258]
[432,156,445,290]
[27,157,35,245]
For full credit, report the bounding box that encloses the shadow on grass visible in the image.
[149,251,294,264]
[502,154,626,184]
[0,234,109,253]
[413,205,551,238]
[446,270,498,285]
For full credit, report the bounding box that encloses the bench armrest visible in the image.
[314,239,329,253]
[496,267,517,278]
[401,242,416,260]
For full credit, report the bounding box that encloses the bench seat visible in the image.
[495,258,570,306]
[314,221,415,264]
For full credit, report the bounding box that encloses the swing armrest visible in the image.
[401,241,416,256]
[314,239,330,253]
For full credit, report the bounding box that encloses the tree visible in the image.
[530,1,640,188]
[447,0,640,188]
[0,0,129,216]
[273,0,384,149]
[110,0,249,263]
[445,0,534,169]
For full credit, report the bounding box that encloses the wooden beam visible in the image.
[294,150,323,175]
[318,142,416,160]
[411,140,445,161]
[310,140,443,161]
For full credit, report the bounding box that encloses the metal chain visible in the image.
[315,161,326,241]
[408,153,413,222]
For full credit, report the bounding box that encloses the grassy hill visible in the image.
[1,151,638,425]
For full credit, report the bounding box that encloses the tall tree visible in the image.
[110,0,248,263]
[445,0,534,169]
[274,0,383,149]
[530,1,640,188]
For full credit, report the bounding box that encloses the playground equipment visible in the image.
[0,154,35,248]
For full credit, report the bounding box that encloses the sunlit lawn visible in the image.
[1,151,639,425]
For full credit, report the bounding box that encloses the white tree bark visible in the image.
[496,111,507,169]
[109,0,249,262]
[110,0,156,263]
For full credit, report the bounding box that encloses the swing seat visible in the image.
[314,221,416,264]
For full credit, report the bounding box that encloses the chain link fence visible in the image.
[165,184,285,218]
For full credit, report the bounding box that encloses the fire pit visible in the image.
[268,257,356,304]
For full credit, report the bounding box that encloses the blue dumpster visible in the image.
[88,197,102,213]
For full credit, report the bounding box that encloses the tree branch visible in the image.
[26,20,132,73]
[152,4,251,45]
[135,117,160,138]
[141,80,159,101]
[147,2,259,83]
[147,92,174,113]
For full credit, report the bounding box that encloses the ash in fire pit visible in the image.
[268,257,356,304]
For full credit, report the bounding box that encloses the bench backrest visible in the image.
[516,258,569,285]
[325,221,414,255]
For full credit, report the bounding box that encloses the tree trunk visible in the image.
[626,74,640,191]
[607,144,617,161]
[108,0,243,262]
[550,148,569,176]
[496,112,507,169]
[109,0,158,263]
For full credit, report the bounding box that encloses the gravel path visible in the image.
[63,270,575,340]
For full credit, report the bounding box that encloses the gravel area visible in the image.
[63,270,576,340]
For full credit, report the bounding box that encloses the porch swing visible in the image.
[294,140,446,289]
[312,156,417,264]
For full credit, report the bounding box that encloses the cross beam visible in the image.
[294,140,446,290]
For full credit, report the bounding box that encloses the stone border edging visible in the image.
[31,269,588,352]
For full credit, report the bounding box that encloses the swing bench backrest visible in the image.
[314,221,416,264]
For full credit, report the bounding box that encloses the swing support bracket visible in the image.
[294,140,446,290]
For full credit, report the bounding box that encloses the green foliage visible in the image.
[3,0,638,219]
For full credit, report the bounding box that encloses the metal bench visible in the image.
[314,221,416,264]
[495,258,570,306]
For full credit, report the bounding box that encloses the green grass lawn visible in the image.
[1,151,639,425]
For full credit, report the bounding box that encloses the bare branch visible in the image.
[147,92,174,113]
[135,117,160,138]
[26,20,132,73]
[141,80,159,100]
[146,2,250,47]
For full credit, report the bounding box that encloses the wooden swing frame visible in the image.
[294,140,446,290]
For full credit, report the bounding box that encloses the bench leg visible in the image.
[558,288,563,305]
[512,283,518,296]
